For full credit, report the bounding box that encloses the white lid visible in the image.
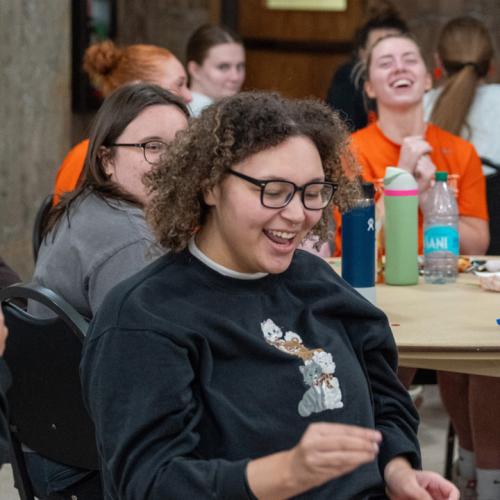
[383,167,418,190]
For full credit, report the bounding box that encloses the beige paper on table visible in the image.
[266,0,347,11]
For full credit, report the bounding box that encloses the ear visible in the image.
[98,146,114,177]
[424,71,432,92]
[202,183,220,207]
[187,61,201,82]
[364,79,376,100]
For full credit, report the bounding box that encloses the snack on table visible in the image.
[458,256,471,272]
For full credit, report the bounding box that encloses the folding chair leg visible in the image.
[444,421,456,480]
[8,428,35,500]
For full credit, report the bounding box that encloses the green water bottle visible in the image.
[383,167,419,285]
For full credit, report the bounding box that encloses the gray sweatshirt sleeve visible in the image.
[81,326,254,500]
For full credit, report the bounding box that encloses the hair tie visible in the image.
[443,59,489,78]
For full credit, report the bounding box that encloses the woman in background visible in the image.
[27,83,189,500]
[186,24,245,117]
[54,40,192,203]
[424,17,500,500]
[424,16,500,171]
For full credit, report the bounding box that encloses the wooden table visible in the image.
[329,260,500,376]
[378,273,500,376]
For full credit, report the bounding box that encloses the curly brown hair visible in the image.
[144,91,361,252]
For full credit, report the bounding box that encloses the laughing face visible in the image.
[197,136,324,274]
[364,36,431,110]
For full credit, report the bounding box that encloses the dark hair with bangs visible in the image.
[144,91,361,252]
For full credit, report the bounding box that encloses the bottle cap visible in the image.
[383,167,418,191]
[362,182,375,199]
[435,171,448,181]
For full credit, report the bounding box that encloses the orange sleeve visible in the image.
[53,139,89,205]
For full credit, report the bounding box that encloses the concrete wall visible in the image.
[0,1,71,279]
[116,0,211,63]
[399,0,500,80]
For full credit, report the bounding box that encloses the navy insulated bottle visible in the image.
[341,182,376,303]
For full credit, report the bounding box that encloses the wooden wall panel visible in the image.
[239,0,365,42]
[243,49,349,99]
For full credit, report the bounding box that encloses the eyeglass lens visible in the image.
[143,141,167,164]
[263,181,334,209]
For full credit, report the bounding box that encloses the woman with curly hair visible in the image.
[81,92,457,499]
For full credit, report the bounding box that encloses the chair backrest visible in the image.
[0,282,98,470]
[32,194,54,262]
[482,157,500,255]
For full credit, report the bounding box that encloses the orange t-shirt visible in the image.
[333,123,488,255]
[53,139,89,204]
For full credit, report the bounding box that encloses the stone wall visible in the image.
[399,1,500,80]
[0,1,71,279]
[116,0,211,63]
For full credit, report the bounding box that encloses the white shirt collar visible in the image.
[188,238,268,280]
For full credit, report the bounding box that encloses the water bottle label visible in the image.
[423,226,459,255]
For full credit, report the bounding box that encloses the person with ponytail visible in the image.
[53,40,192,204]
[425,16,500,172]
[424,17,500,500]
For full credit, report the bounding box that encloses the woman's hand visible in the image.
[287,422,381,489]
[397,136,433,175]
[385,457,459,500]
[247,422,381,499]
[414,155,436,191]
[414,154,437,209]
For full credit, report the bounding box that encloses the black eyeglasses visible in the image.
[108,140,168,165]
[227,169,337,210]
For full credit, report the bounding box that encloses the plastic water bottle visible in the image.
[342,182,376,303]
[424,171,459,284]
[383,167,419,285]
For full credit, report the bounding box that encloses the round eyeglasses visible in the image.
[227,169,337,210]
[108,140,168,165]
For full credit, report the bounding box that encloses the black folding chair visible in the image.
[481,157,500,255]
[32,194,54,263]
[0,282,99,500]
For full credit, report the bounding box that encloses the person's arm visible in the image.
[82,324,253,499]
[351,316,458,499]
[396,136,435,207]
[246,423,380,499]
[455,146,490,255]
[459,216,489,255]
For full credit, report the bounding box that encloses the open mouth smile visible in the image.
[263,229,297,245]
[390,78,413,88]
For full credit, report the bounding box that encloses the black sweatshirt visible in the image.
[81,249,420,500]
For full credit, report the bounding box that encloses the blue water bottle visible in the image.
[342,182,376,303]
